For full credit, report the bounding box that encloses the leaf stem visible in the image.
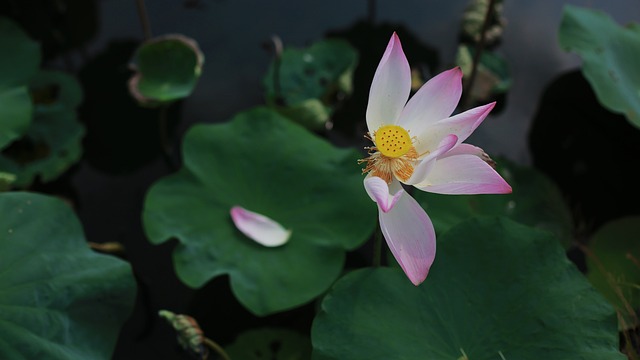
[135,0,153,40]
[368,0,377,23]
[158,106,177,171]
[270,35,284,104]
[461,0,496,110]
[203,337,231,360]
[373,222,383,267]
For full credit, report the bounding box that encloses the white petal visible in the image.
[398,67,463,131]
[412,102,495,156]
[366,32,411,131]
[414,154,512,195]
[404,134,458,186]
[364,176,403,213]
[378,190,436,286]
[230,206,291,247]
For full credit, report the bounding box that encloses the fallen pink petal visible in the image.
[230,206,292,247]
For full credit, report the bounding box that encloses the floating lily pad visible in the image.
[0,17,41,150]
[312,217,623,360]
[414,157,573,248]
[143,107,376,316]
[559,5,640,128]
[225,328,312,360]
[586,216,640,330]
[129,34,204,106]
[264,39,358,130]
[0,191,137,359]
[0,70,84,187]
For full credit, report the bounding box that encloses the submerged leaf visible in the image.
[264,39,358,130]
[225,328,312,360]
[0,70,84,187]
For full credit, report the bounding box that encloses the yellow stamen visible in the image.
[359,124,419,184]
[374,125,412,158]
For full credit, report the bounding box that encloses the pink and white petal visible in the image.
[413,102,495,156]
[397,67,463,131]
[440,143,484,158]
[378,190,436,286]
[404,134,458,186]
[230,206,292,247]
[364,176,404,213]
[366,32,411,131]
[414,154,512,195]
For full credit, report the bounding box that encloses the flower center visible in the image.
[374,125,412,158]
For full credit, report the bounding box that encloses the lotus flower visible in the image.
[360,33,512,285]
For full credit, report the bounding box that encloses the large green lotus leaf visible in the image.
[586,216,640,330]
[225,328,312,360]
[129,34,204,106]
[0,17,41,88]
[559,5,640,128]
[0,192,137,359]
[312,217,623,360]
[264,39,358,130]
[0,17,40,150]
[143,107,375,316]
[0,70,84,187]
[413,157,573,248]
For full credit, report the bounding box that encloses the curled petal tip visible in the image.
[364,176,403,213]
[230,206,291,247]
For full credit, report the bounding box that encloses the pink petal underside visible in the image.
[397,67,463,131]
[230,206,291,247]
[366,32,411,131]
[440,143,484,158]
[404,134,458,186]
[378,190,436,286]
[364,176,404,213]
[412,102,496,156]
[414,154,513,195]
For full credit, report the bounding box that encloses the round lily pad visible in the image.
[143,107,376,316]
[414,157,574,248]
[312,217,623,360]
[559,5,640,128]
[0,70,85,187]
[586,216,640,330]
[0,191,137,359]
[129,34,204,106]
[225,328,312,360]
[0,16,41,150]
